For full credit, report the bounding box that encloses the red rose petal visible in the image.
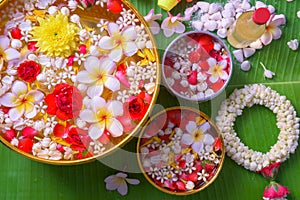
[11,28,22,39]
[53,124,69,138]
[22,126,38,139]
[199,61,210,71]
[211,79,225,93]
[187,71,198,85]
[27,41,38,51]
[107,0,123,14]
[188,51,201,63]
[176,181,186,191]
[2,129,16,142]
[214,137,222,151]
[45,94,57,115]
[98,131,110,145]
[79,44,87,54]
[187,172,198,182]
[18,138,34,153]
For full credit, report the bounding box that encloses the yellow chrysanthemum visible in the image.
[30,12,79,58]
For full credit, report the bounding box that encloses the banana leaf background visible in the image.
[0,0,300,199]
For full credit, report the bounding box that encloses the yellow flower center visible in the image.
[96,107,113,125]
[212,65,223,76]
[30,12,79,58]
[192,129,204,142]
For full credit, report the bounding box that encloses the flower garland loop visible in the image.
[216,84,299,199]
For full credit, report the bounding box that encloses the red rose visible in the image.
[18,138,33,153]
[65,127,86,151]
[126,92,151,121]
[259,162,281,179]
[17,61,41,82]
[263,182,290,199]
[45,83,83,121]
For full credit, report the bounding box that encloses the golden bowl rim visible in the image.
[136,106,226,196]
[0,0,161,165]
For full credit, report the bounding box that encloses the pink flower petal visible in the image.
[272,14,286,27]
[107,100,123,116]
[79,109,98,123]
[106,118,123,137]
[115,71,130,88]
[84,56,101,74]
[109,46,123,62]
[26,90,44,103]
[192,141,203,154]
[4,48,20,61]
[272,27,282,40]
[104,75,120,92]
[0,93,18,107]
[116,172,127,178]
[126,178,140,185]
[122,26,137,41]
[0,36,9,49]
[9,105,24,121]
[106,178,121,190]
[122,41,138,57]
[107,23,120,37]
[76,71,97,84]
[117,181,128,196]
[149,21,161,35]
[181,134,193,145]
[91,96,106,113]
[144,9,154,22]
[186,121,197,134]
[163,28,175,38]
[174,22,185,34]
[87,82,104,97]
[12,80,27,96]
[260,31,273,46]
[88,123,105,140]
[99,36,117,50]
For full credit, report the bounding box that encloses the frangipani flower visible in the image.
[161,13,185,38]
[144,9,162,35]
[181,121,214,154]
[0,80,44,121]
[0,36,21,70]
[207,57,228,83]
[76,56,120,98]
[79,96,123,140]
[105,172,140,196]
[99,23,138,62]
[260,14,286,46]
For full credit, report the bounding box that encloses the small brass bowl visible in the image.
[0,0,160,165]
[161,31,233,102]
[137,106,225,195]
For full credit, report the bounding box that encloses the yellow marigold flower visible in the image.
[30,12,79,58]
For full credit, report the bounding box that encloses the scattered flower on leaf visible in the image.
[76,56,120,97]
[161,13,185,38]
[144,9,162,35]
[263,181,290,200]
[0,80,44,121]
[105,172,140,196]
[99,23,138,62]
[260,14,286,46]
[287,39,298,51]
[260,62,275,79]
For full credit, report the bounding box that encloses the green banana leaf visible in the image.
[0,0,299,199]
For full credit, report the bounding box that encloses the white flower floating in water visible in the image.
[76,56,120,98]
[260,14,286,46]
[207,57,229,83]
[99,23,138,62]
[181,121,214,154]
[79,96,123,140]
[0,36,21,70]
[0,80,44,121]
[105,172,140,196]
[144,9,162,35]
[161,13,185,38]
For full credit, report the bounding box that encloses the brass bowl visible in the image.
[137,106,225,195]
[0,0,160,165]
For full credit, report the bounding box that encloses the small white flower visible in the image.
[104,172,140,196]
[197,169,209,182]
[97,19,108,32]
[70,14,80,24]
[186,181,195,190]
[260,62,275,79]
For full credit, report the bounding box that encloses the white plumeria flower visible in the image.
[0,36,21,70]
[105,172,140,196]
[260,14,286,46]
[99,23,138,62]
[0,81,44,121]
[161,12,185,38]
[207,57,228,83]
[76,56,120,98]
[79,96,123,140]
[181,121,214,154]
[144,9,162,35]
